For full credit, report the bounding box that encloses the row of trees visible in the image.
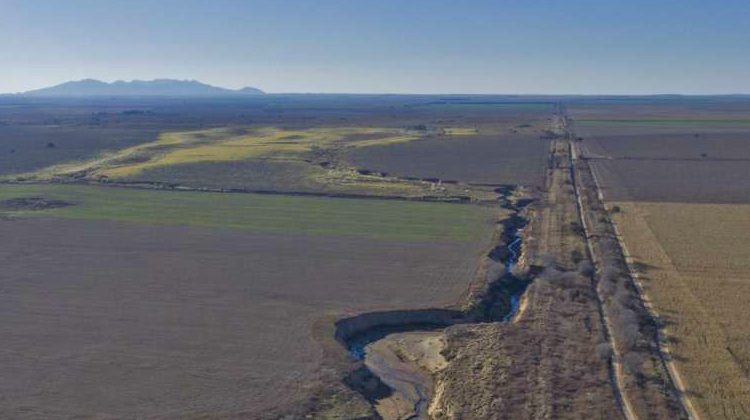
[583,173,650,376]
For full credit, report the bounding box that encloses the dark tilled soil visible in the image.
[570,110,750,204]
[0,218,487,419]
[590,159,750,204]
[346,135,550,186]
[0,125,160,175]
[581,132,750,160]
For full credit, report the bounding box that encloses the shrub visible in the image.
[486,261,506,283]
[577,260,594,277]
[622,351,644,374]
[596,342,613,361]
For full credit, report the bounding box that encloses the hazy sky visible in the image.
[2,0,749,94]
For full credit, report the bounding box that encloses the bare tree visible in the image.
[622,351,644,374]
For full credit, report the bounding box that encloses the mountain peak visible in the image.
[20,79,265,97]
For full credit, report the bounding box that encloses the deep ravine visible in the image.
[335,187,535,419]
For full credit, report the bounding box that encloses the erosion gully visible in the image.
[335,187,534,419]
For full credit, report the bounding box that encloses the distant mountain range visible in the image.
[17,79,264,97]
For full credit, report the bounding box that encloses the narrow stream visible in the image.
[502,234,523,322]
[340,191,532,419]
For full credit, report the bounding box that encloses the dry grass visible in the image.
[441,127,479,136]
[611,201,750,419]
[12,126,431,180]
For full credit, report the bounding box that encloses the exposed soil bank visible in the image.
[334,187,534,419]
[338,311,467,362]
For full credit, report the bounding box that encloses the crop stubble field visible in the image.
[610,202,750,419]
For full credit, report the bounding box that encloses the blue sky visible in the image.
[1,0,749,94]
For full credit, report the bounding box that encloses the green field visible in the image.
[0,184,494,242]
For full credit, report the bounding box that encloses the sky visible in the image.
[1,0,749,94]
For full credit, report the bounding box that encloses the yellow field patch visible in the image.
[13,126,447,180]
[442,127,479,136]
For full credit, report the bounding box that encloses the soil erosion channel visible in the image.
[338,189,531,419]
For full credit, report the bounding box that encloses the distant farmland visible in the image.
[6,126,493,199]
[0,184,495,418]
[581,132,750,160]
[573,116,750,204]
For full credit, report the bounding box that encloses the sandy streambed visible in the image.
[363,331,447,419]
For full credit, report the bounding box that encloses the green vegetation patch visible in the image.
[0,184,494,242]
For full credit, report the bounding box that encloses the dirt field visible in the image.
[0,125,160,175]
[570,100,750,204]
[346,134,550,187]
[567,97,750,136]
[610,202,750,419]
[587,159,750,203]
[0,185,494,418]
[580,132,750,160]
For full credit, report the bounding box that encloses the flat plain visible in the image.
[1,96,554,199]
[5,94,749,419]
[0,95,558,418]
